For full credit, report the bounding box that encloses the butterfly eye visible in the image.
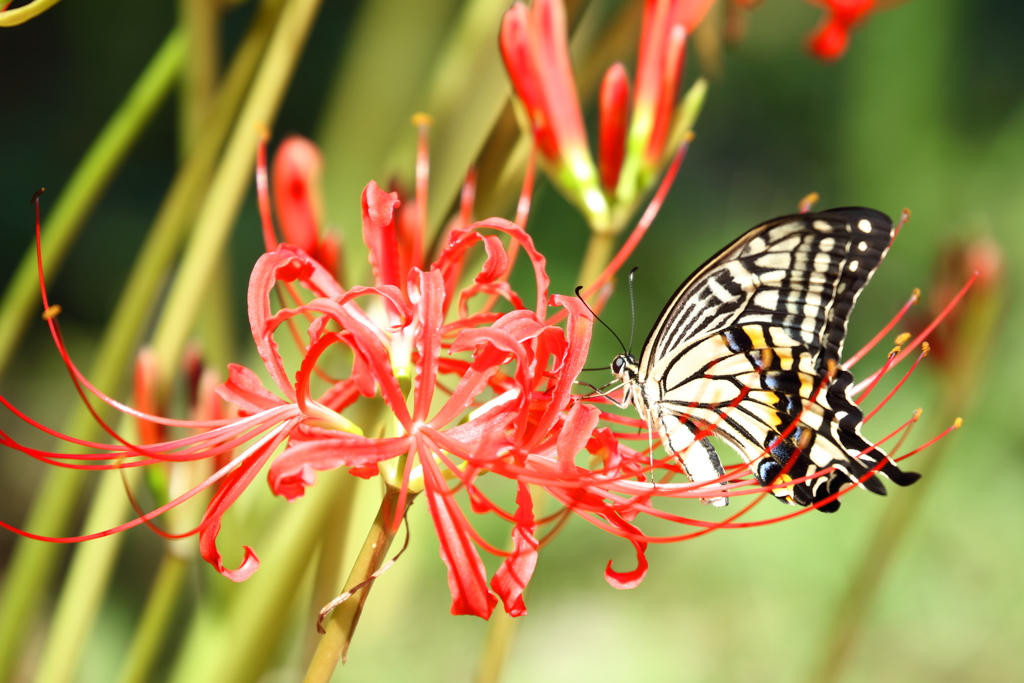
[611,356,626,374]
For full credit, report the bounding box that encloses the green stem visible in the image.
[114,553,189,683]
[303,472,359,666]
[0,0,62,26]
[577,230,616,289]
[475,606,519,683]
[33,465,141,683]
[0,27,183,380]
[0,6,280,680]
[305,486,406,681]
[178,0,222,155]
[151,0,324,383]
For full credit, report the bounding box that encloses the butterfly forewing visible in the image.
[632,208,920,511]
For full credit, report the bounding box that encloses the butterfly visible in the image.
[609,207,920,512]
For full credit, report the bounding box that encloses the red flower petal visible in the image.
[556,403,601,473]
[599,63,630,192]
[217,363,286,415]
[500,2,559,160]
[420,438,498,618]
[272,135,322,256]
[361,181,402,291]
[603,515,649,589]
[413,269,446,423]
[809,16,850,61]
[490,482,538,616]
[267,433,413,501]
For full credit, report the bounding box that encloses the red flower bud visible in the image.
[271,135,323,256]
[599,63,630,192]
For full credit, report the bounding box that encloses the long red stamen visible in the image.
[843,288,919,370]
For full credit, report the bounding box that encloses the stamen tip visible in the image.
[953,417,963,429]
[798,191,819,212]
[41,304,62,320]
[912,407,923,421]
[911,287,921,303]
[255,123,271,142]
[31,188,45,204]
[412,112,434,128]
[894,332,911,346]
[921,341,930,356]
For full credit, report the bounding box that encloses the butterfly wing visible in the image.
[638,208,919,511]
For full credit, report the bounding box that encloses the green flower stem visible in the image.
[0,27,184,380]
[813,282,1002,683]
[0,6,281,680]
[178,0,222,156]
[151,0,324,384]
[114,552,189,683]
[475,609,519,683]
[577,230,616,289]
[305,485,408,681]
[33,463,142,683]
[0,0,62,26]
[303,463,359,665]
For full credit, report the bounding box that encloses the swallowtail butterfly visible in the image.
[610,207,920,512]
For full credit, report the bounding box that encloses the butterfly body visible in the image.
[610,207,920,512]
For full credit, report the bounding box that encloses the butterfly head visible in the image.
[610,353,639,384]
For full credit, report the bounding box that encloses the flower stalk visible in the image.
[305,485,412,681]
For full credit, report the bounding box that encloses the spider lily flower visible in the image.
[500,0,711,233]
[807,0,877,61]
[262,134,341,276]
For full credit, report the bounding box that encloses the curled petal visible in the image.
[603,515,649,590]
[247,246,345,398]
[198,423,290,580]
[200,521,260,582]
[361,181,402,290]
[413,269,446,423]
[490,482,538,616]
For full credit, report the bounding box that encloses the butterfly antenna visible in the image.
[627,267,638,355]
[575,286,628,355]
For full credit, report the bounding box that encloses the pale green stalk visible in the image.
[33,461,142,683]
[0,28,184,379]
[0,0,61,26]
[178,0,222,155]
[476,609,519,683]
[114,553,190,683]
[151,0,325,383]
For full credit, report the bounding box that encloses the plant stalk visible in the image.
[304,485,408,681]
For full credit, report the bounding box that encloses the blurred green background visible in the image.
[1,0,1022,681]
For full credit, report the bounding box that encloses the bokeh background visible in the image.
[1,0,1022,681]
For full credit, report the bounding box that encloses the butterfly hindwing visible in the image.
[633,208,919,511]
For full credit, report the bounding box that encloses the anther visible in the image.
[894,332,911,346]
[41,304,62,320]
[798,192,819,213]
[953,417,963,429]
[31,188,46,204]
[920,341,930,356]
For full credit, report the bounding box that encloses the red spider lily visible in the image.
[807,0,876,60]
[260,134,341,275]
[499,0,712,230]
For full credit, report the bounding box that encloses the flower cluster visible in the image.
[500,0,711,233]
